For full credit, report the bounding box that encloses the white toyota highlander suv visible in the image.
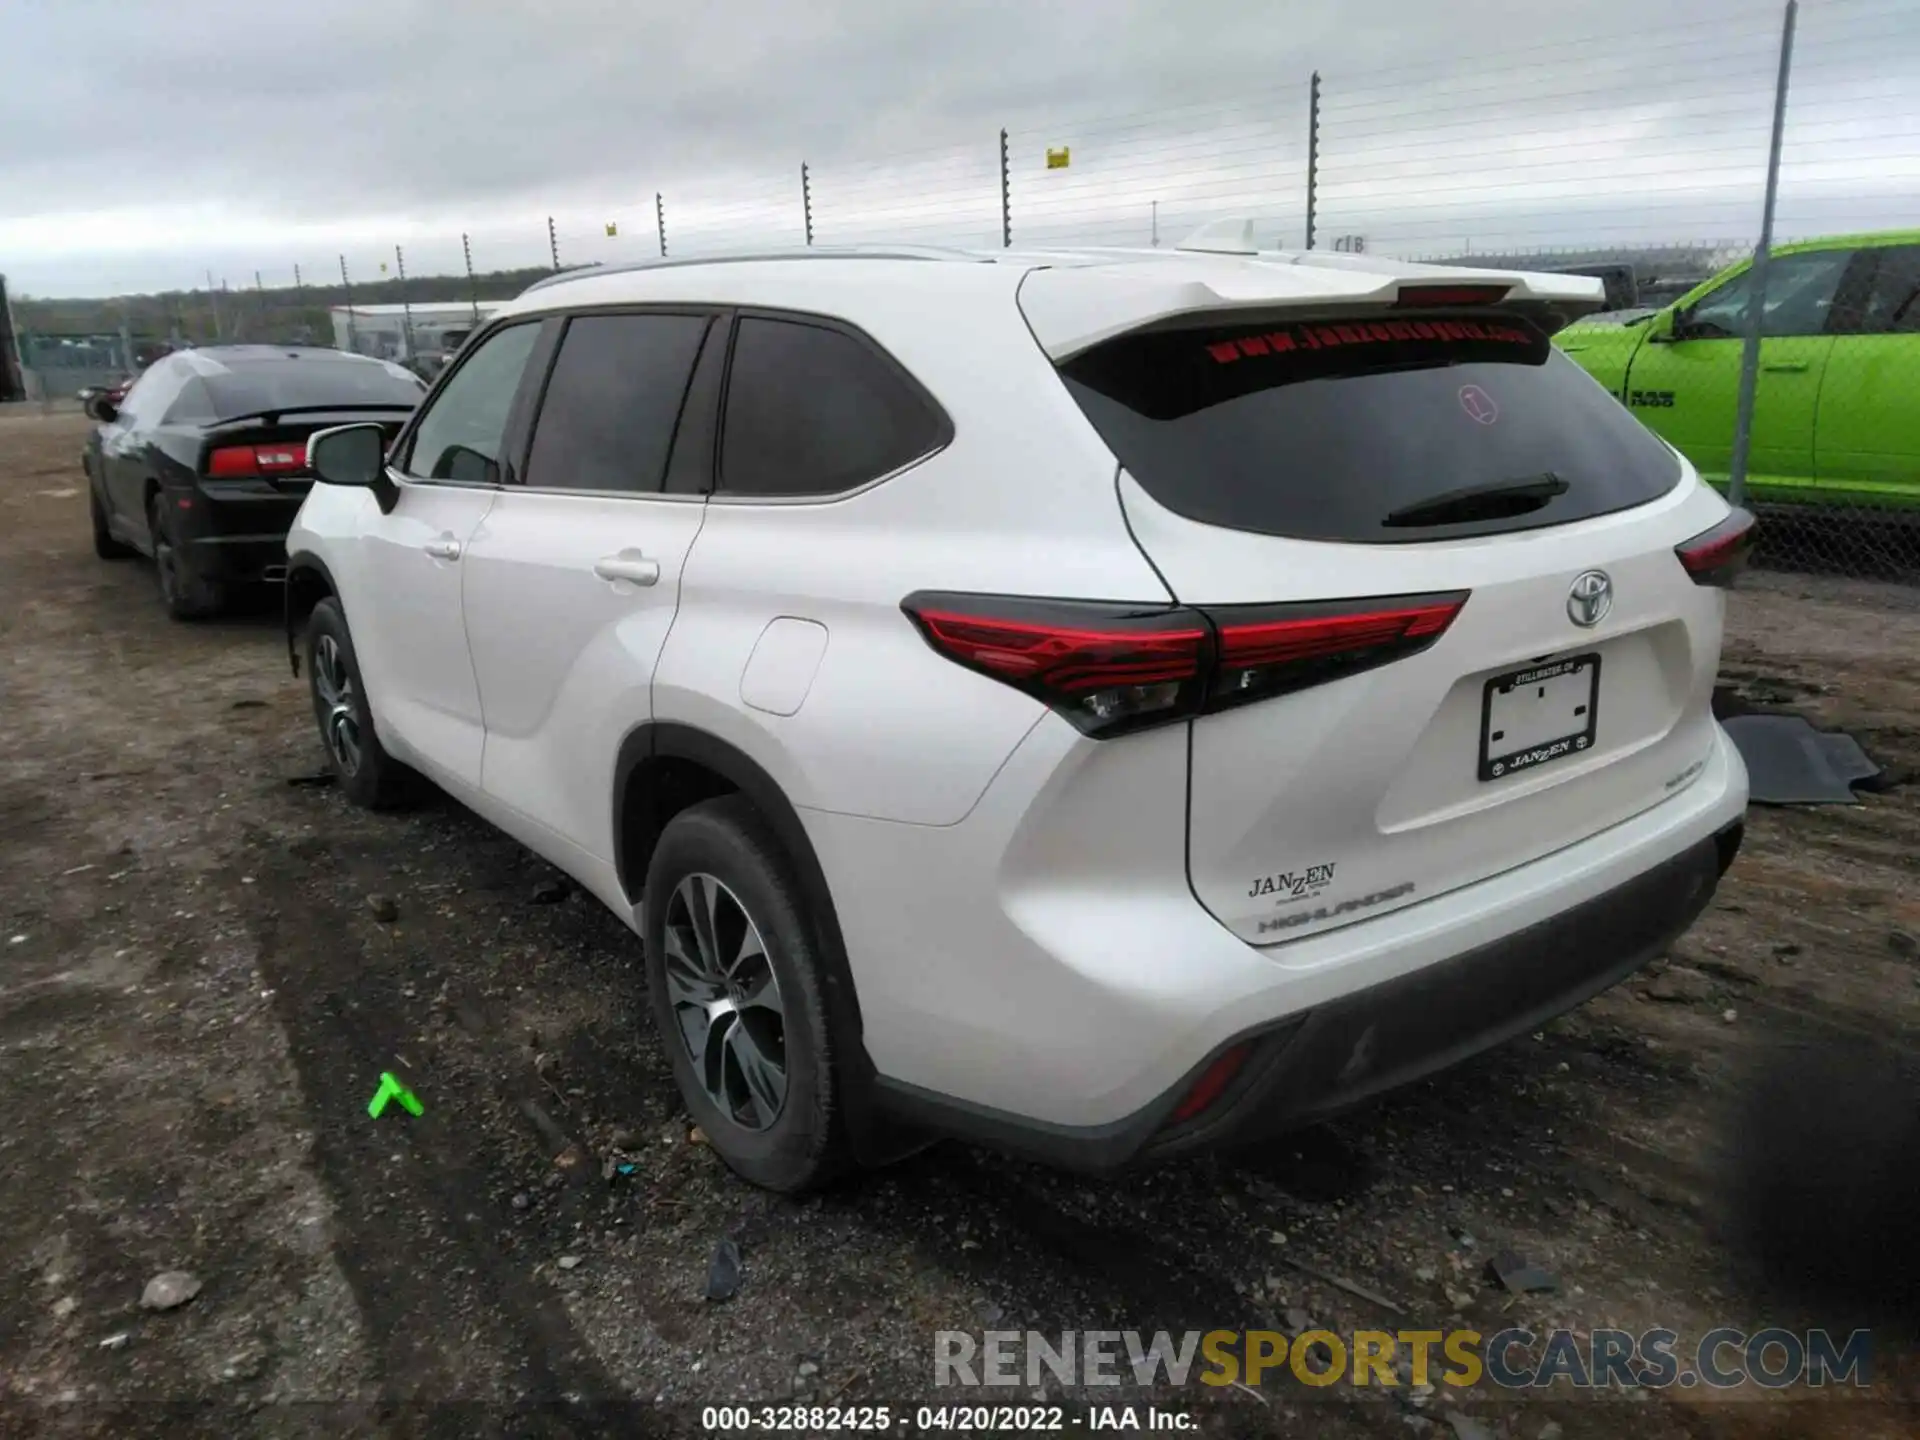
[286,237,1751,1192]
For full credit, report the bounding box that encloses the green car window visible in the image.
[1688,248,1852,339]
[1857,245,1920,334]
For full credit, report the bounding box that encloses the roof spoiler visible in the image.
[1021,232,1611,360]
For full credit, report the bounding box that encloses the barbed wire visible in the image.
[10,0,1916,582]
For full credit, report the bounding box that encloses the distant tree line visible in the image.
[12,265,579,345]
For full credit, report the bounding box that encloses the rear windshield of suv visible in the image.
[1058,312,1682,543]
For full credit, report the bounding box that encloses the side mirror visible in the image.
[85,395,118,423]
[307,423,386,487]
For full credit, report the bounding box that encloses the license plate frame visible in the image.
[1479,653,1601,782]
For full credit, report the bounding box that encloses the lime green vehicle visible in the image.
[1555,231,1920,509]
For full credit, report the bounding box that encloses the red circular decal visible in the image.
[1458,383,1499,425]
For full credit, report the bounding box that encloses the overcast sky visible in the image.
[4,0,1915,298]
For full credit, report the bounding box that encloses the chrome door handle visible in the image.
[423,536,462,560]
[594,553,661,587]
[1762,360,1809,373]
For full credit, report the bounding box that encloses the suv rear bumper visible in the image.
[811,714,1748,1167]
[876,818,1741,1172]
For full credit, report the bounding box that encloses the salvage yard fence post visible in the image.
[1305,70,1321,251]
[395,245,415,360]
[338,255,356,353]
[1726,0,1799,511]
[462,234,479,325]
[999,128,1012,248]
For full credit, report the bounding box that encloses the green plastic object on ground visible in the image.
[367,1071,423,1118]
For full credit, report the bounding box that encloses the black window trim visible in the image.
[506,303,728,504]
[709,305,955,506]
[1851,242,1920,337]
[388,314,555,491]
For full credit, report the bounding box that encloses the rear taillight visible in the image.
[1207,593,1468,713]
[901,589,1468,738]
[207,444,308,478]
[901,596,1208,738]
[1675,507,1756,587]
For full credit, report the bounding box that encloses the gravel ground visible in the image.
[1,407,1915,1439]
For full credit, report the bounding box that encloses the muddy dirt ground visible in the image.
[1,407,1915,1439]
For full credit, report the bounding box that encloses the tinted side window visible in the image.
[1856,245,1920,334]
[719,317,945,497]
[117,359,186,427]
[1687,249,1852,339]
[404,323,542,484]
[523,313,711,493]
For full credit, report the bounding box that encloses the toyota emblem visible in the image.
[1567,570,1613,628]
[1458,384,1499,425]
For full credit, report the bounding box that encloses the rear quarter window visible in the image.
[1059,312,1683,543]
[718,316,948,498]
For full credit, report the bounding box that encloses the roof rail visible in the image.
[517,245,989,295]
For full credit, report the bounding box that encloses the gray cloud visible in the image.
[3,0,1914,296]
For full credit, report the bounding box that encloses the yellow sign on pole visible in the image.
[1046,146,1071,170]
[378,261,388,273]
[606,221,619,237]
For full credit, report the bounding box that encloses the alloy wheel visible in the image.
[312,634,364,776]
[661,872,788,1131]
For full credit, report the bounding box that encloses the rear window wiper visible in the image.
[1381,472,1569,529]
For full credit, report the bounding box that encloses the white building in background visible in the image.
[329,303,502,362]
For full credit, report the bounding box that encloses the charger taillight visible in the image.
[901,589,1468,738]
[207,444,308,478]
[1675,507,1756,587]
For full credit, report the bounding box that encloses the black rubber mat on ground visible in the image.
[1724,714,1881,805]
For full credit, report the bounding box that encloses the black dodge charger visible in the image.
[83,345,425,619]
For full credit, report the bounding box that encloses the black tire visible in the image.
[305,597,419,809]
[148,492,225,620]
[90,479,135,559]
[643,795,852,1193]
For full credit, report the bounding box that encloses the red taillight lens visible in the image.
[1171,1044,1250,1123]
[901,595,1208,737]
[206,443,308,478]
[1675,507,1756,587]
[1393,284,1510,307]
[1208,593,1467,712]
[902,590,1469,737]
[207,445,259,476]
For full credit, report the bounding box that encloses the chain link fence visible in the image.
[9,0,1915,579]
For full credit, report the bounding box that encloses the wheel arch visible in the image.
[284,550,340,678]
[615,722,898,1160]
